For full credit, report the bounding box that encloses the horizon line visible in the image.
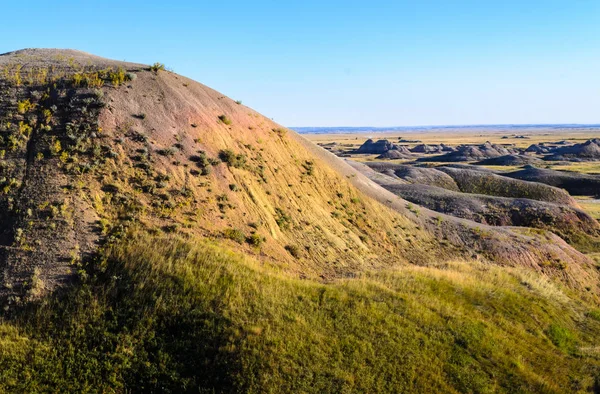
[290,123,600,130]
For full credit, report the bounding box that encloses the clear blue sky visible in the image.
[1,1,599,127]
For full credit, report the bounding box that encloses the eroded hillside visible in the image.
[1,49,599,304]
[0,49,599,393]
[0,49,443,304]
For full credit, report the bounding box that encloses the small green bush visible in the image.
[17,99,33,114]
[275,208,291,230]
[157,147,177,157]
[223,228,245,244]
[219,149,246,169]
[150,62,166,73]
[246,233,264,247]
[302,160,315,176]
[285,245,301,258]
[218,115,232,125]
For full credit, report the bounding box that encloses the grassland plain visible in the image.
[304,130,600,150]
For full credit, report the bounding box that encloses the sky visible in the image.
[1,1,599,127]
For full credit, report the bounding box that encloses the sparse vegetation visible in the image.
[246,232,264,247]
[218,149,246,168]
[275,207,291,230]
[218,115,232,125]
[157,147,177,157]
[285,244,301,258]
[223,228,246,244]
[150,62,166,73]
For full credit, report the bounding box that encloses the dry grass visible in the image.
[577,197,600,220]
[548,161,600,174]
[1,230,599,392]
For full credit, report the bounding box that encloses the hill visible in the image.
[545,139,600,161]
[0,49,442,301]
[0,49,599,392]
[504,165,600,197]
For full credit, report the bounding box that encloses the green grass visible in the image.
[548,161,600,175]
[578,198,600,221]
[0,231,599,392]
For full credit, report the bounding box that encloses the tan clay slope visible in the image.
[95,68,448,276]
[101,62,598,294]
[0,49,450,301]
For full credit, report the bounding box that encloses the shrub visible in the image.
[50,139,62,156]
[246,232,264,247]
[17,99,33,114]
[275,208,291,230]
[150,63,166,73]
[302,160,315,176]
[218,115,232,125]
[218,150,246,169]
[109,67,127,86]
[406,202,420,216]
[157,147,177,157]
[223,228,245,244]
[201,166,212,176]
[285,245,301,258]
[190,152,215,175]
